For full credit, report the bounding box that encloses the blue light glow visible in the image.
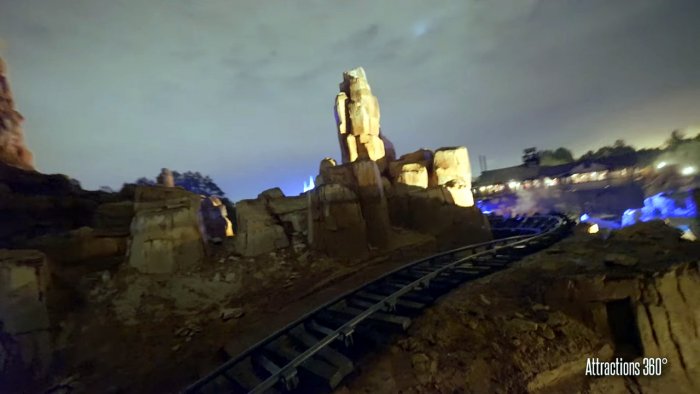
[303,176,315,192]
[621,192,696,227]
[476,200,496,214]
[580,213,590,222]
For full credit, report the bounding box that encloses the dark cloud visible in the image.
[1,0,699,200]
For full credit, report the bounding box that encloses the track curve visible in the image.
[184,214,574,394]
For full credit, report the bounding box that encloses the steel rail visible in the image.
[183,214,572,394]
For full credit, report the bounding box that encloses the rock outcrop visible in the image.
[0,162,129,252]
[265,192,308,250]
[229,188,311,257]
[387,185,491,248]
[390,150,432,189]
[334,67,393,172]
[233,198,289,257]
[308,67,488,258]
[156,168,175,187]
[431,147,474,207]
[0,58,34,171]
[127,186,205,274]
[0,250,52,390]
[352,159,391,247]
[308,183,368,259]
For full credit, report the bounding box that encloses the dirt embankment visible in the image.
[341,222,700,394]
[32,227,437,394]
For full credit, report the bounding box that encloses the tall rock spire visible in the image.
[334,67,395,171]
[0,57,34,171]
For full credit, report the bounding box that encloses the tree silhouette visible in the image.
[665,130,688,150]
[133,171,225,197]
[538,147,574,166]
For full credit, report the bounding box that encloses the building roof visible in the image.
[476,165,539,185]
[475,152,642,185]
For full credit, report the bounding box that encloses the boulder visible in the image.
[234,199,289,257]
[389,149,433,188]
[127,186,205,274]
[431,147,475,207]
[444,178,475,208]
[258,187,285,200]
[318,157,337,183]
[0,58,34,171]
[0,250,52,386]
[390,161,429,189]
[267,195,308,234]
[156,168,175,187]
[432,147,471,186]
[308,184,368,259]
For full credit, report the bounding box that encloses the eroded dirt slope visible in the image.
[340,222,700,394]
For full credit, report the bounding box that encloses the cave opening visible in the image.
[606,298,644,360]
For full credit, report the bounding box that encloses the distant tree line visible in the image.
[534,129,700,166]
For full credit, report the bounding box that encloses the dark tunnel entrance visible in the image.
[606,298,644,360]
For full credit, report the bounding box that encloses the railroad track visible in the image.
[184,214,574,394]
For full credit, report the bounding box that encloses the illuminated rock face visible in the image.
[199,196,234,240]
[306,67,487,257]
[0,58,34,171]
[334,67,394,171]
[432,147,474,207]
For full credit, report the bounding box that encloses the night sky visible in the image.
[1,0,699,201]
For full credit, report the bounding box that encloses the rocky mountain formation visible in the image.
[3,57,697,394]
[0,61,491,392]
[0,58,34,171]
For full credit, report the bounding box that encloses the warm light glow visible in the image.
[507,180,521,189]
[681,166,696,176]
[544,177,557,187]
[303,176,315,192]
[587,224,599,234]
[656,161,667,169]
